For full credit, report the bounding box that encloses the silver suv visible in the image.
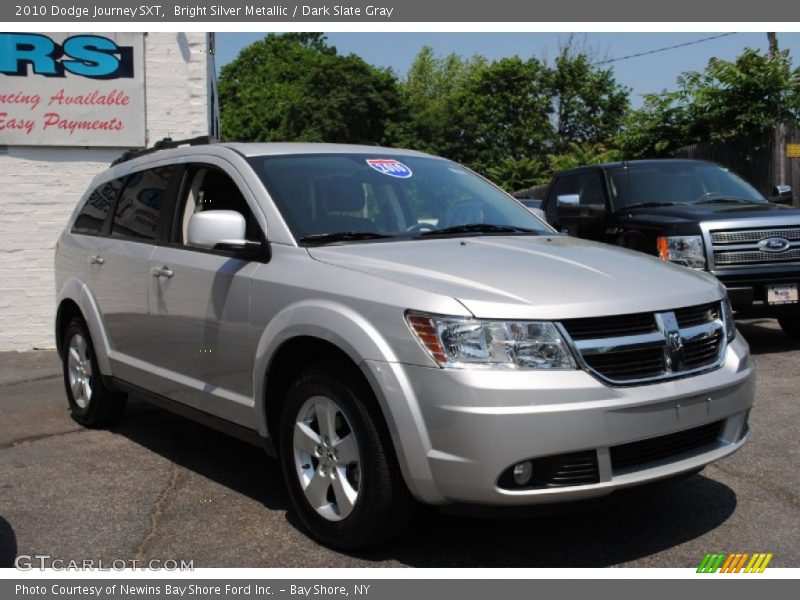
[55,139,755,549]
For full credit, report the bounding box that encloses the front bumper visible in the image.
[714,269,800,317]
[365,334,754,506]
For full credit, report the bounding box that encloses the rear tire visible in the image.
[778,316,800,339]
[279,362,416,549]
[61,317,126,427]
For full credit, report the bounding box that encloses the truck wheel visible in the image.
[778,317,800,339]
[279,363,416,549]
[61,318,126,427]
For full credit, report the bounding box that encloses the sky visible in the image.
[214,32,800,107]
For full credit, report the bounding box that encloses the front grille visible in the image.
[683,330,724,370]
[715,248,800,265]
[560,312,656,340]
[561,302,724,384]
[710,226,800,267]
[610,421,723,471]
[583,346,665,380]
[711,227,800,245]
[498,450,599,489]
[674,302,719,328]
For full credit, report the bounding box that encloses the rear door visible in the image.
[143,161,267,428]
[87,164,179,381]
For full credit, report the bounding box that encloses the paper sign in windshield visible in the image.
[366,159,413,178]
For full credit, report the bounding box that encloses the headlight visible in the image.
[656,235,706,269]
[722,296,737,342]
[406,312,577,369]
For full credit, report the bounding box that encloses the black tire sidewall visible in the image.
[778,316,800,338]
[279,367,389,547]
[61,318,121,426]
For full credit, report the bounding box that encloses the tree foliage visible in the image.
[394,45,628,188]
[620,48,800,158]
[218,33,400,144]
[551,50,630,152]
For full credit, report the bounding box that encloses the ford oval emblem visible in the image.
[758,237,791,253]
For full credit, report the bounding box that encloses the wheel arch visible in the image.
[56,278,114,375]
[253,300,441,503]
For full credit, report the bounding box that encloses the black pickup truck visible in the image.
[539,159,800,337]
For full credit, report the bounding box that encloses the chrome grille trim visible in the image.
[709,225,800,268]
[711,228,800,245]
[715,248,800,265]
[559,302,726,386]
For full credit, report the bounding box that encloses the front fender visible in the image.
[252,300,444,504]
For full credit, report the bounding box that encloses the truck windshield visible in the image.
[608,163,767,210]
[247,154,552,243]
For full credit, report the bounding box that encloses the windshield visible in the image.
[247,154,552,243]
[608,163,767,210]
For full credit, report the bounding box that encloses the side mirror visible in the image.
[188,210,248,250]
[770,185,793,205]
[557,194,580,207]
[556,193,605,225]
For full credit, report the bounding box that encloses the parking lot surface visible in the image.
[1,319,798,568]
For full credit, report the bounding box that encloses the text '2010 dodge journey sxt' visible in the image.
[54,140,754,549]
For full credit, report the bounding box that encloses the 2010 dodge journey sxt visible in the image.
[54,139,754,549]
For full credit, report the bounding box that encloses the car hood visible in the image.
[619,201,800,224]
[307,235,724,320]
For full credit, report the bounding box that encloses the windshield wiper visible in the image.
[298,231,395,245]
[695,197,757,205]
[419,224,539,237]
[623,202,686,209]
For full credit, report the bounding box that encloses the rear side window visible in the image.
[112,166,175,241]
[72,178,124,235]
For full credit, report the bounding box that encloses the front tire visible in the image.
[778,316,800,339]
[61,317,126,427]
[279,363,416,549]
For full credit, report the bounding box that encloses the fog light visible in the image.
[512,461,533,486]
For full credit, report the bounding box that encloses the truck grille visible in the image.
[561,302,725,385]
[610,421,723,471]
[710,226,800,267]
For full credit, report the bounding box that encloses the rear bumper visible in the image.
[367,334,754,506]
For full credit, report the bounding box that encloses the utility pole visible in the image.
[767,32,778,57]
[766,33,786,190]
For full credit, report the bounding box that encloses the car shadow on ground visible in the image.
[736,319,800,355]
[114,398,737,567]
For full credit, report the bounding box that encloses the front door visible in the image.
[145,163,266,428]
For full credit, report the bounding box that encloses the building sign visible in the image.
[787,144,800,159]
[0,33,145,147]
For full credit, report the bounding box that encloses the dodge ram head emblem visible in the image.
[657,311,685,372]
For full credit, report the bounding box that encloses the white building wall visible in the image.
[0,32,215,350]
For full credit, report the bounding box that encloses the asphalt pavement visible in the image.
[1,319,798,568]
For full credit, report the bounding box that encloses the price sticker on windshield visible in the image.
[366,159,413,178]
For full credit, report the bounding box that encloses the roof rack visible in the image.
[111,135,217,166]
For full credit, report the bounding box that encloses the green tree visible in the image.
[218,33,400,144]
[620,47,800,158]
[391,45,485,153]
[450,56,555,173]
[550,50,630,152]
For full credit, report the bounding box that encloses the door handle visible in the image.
[150,266,174,278]
[88,254,105,265]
